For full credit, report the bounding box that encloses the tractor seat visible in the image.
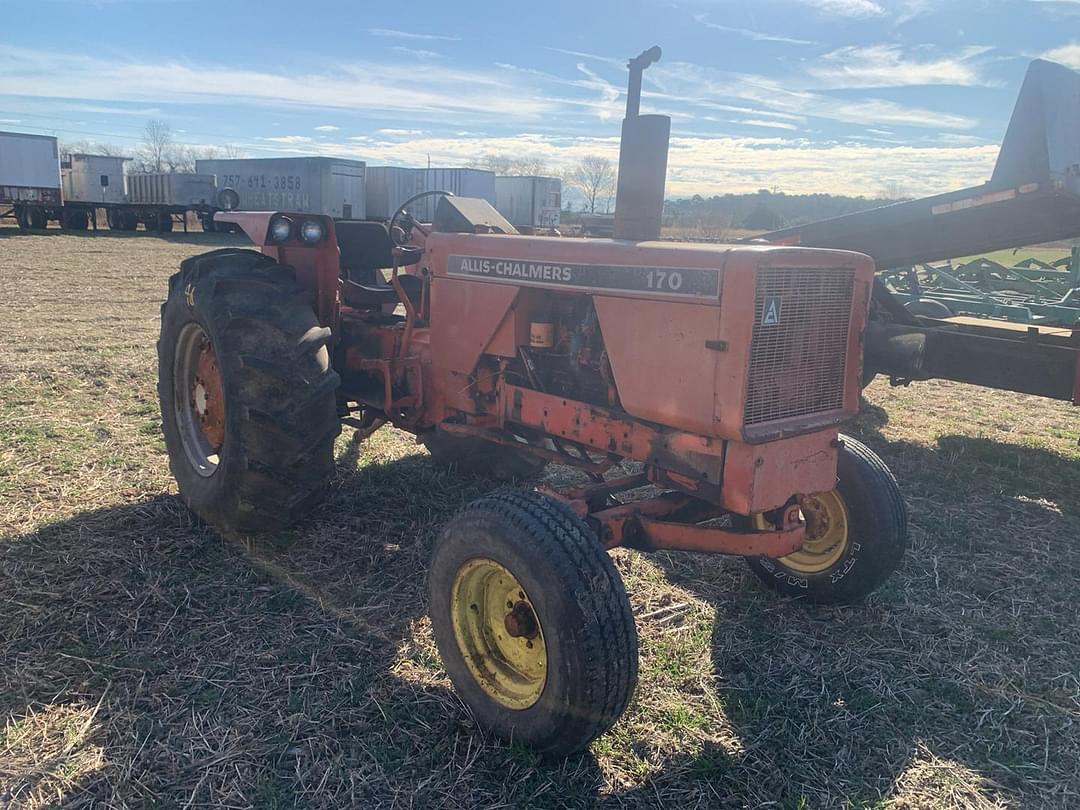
[342,273,423,309]
[335,220,423,273]
[336,219,425,309]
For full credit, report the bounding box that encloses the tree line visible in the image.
[60,120,243,174]
[59,119,902,227]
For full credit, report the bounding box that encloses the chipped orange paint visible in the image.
[224,210,874,555]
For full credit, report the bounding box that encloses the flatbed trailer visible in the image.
[760,59,1080,404]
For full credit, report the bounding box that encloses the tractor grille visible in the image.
[744,267,855,428]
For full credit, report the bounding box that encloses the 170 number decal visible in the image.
[645,269,684,291]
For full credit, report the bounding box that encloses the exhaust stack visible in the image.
[613,46,670,242]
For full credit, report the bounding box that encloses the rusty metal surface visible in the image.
[721,429,840,515]
[587,491,806,557]
[193,339,224,452]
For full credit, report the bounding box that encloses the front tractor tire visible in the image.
[158,249,340,535]
[429,491,638,756]
[422,428,547,481]
[745,434,908,604]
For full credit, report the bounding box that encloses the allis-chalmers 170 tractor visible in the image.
[157,48,907,755]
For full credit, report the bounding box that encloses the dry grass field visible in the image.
[1,225,1079,809]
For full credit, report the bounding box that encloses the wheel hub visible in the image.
[191,339,224,452]
[451,559,547,710]
[753,490,851,574]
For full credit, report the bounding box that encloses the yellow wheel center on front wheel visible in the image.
[450,559,547,710]
[754,490,851,574]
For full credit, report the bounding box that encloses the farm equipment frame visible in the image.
[762,59,1080,404]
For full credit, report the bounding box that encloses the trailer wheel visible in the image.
[121,211,139,232]
[429,490,637,755]
[201,215,217,234]
[23,207,47,230]
[15,206,28,230]
[157,213,174,233]
[60,208,89,231]
[157,249,341,534]
[422,429,547,481]
[743,434,907,604]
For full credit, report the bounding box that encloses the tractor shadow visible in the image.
[646,405,1080,806]
[0,441,612,807]
[5,418,1078,806]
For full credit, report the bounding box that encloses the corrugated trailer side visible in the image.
[495,176,562,229]
[128,173,218,206]
[365,167,422,220]
[0,131,62,204]
[412,168,496,221]
[195,157,365,218]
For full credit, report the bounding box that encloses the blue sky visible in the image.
[1,0,1079,197]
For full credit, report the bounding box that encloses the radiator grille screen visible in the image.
[744,267,855,427]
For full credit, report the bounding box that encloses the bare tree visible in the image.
[59,139,127,161]
[570,155,617,214]
[141,120,173,173]
[469,153,555,177]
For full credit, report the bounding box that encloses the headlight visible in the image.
[299,219,325,244]
[269,215,293,243]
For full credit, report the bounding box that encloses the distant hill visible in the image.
[663,189,905,235]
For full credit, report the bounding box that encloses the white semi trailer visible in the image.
[1,130,236,233]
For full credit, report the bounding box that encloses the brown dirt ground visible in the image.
[1,223,1078,809]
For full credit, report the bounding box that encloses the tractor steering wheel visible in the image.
[389,190,454,244]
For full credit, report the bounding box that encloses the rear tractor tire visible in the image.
[422,428,547,481]
[429,490,637,755]
[157,248,341,534]
[744,434,907,604]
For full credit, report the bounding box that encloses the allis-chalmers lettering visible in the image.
[447,254,721,297]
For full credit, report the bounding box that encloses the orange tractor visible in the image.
[157,47,907,754]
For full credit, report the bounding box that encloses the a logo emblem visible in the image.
[761,296,782,326]
[184,283,196,308]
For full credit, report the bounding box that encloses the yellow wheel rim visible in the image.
[753,491,851,574]
[450,558,547,710]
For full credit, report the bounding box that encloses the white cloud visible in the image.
[0,118,22,124]
[653,61,978,129]
[798,0,885,16]
[377,128,423,136]
[314,125,339,132]
[694,15,818,45]
[262,135,313,144]
[249,130,997,198]
[368,28,460,41]
[735,119,800,131]
[574,63,622,120]
[809,44,991,88]
[392,46,442,60]
[1042,42,1080,68]
[0,44,555,122]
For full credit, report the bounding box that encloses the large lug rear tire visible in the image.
[429,490,638,755]
[744,434,908,604]
[422,428,547,481]
[157,248,341,534]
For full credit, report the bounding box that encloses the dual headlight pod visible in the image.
[268,215,326,245]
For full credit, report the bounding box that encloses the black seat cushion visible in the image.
[342,273,423,310]
[336,220,395,272]
[336,220,423,272]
